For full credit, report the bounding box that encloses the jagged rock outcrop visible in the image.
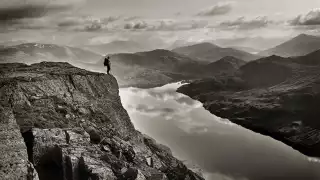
[0,62,204,180]
[178,53,320,158]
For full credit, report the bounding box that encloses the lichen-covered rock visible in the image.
[0,108,39,180]
[0,62,204,180]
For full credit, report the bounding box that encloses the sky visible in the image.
[1,0,320,50]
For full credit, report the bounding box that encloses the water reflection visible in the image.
[119,82,320,180]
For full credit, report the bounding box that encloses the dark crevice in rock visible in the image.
[64,130,70,144]
[64,156,73,180]
[78,156,100,180]
[68,75,76,90]
[21,129,35,164]
[36,145,64,180]
[64,76,74,97]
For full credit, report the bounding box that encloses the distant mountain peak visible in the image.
[259,34,320,57]
[148,49,171,53]
[187,42,220,48]
[173,42,259,62]
[295,33,315,38]
[269,54,283,58]
[292,33,319,42]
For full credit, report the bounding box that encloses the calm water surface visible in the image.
[119,82,320,180]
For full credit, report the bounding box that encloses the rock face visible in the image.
[0,62,204,180]
[177,52,320,158]
[0,109,39,180]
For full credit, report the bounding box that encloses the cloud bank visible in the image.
[122,19,208,31]
[219,16,272,30]
[0,0,85,22]
[290,9,320,26]
[196,2,234,16]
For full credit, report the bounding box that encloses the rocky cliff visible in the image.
[0,62,204,180]
[177,53,320,158]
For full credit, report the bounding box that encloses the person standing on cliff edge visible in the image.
[104,55,111,74]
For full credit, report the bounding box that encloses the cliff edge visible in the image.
[0,62,204,180]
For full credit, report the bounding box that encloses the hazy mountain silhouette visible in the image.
[0,43,102,64]
[259,34,320,57]
[173,42,260,62]
[178,50,320,158]
[0,43,243,88]
[215,36,287,52]
[104,49,246,88]
[229,46,261,54]
[103,49,211,88]
[82,40,152,55]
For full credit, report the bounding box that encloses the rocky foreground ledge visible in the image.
[0,62,204,180]
[177,55,320,158]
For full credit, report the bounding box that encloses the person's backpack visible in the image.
[104,57,110,66]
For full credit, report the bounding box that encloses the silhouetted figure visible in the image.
[104,56,111,74]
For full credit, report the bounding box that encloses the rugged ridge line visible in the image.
[0,62,204,180]
[177,56,320,158]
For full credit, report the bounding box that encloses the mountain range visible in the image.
[0,43,102,64]
[172,42,260,62]
[107,49,241,88]
[177,49,320,158]
[2,34,320,159]
[82,40,153,55]
[0,42,249,88]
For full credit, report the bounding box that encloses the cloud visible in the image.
[196,2,234,16]
[0,0,85,22]
[290,9,320,26]
[57,15,120,28]
[0,0,86,32]
[122,19,208,31]
[58,16,203,32]
[218,16,272,30]
[1,4,206,33]
[51,15,121,32]
[124,16,141,21]
[124,21,149,30]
